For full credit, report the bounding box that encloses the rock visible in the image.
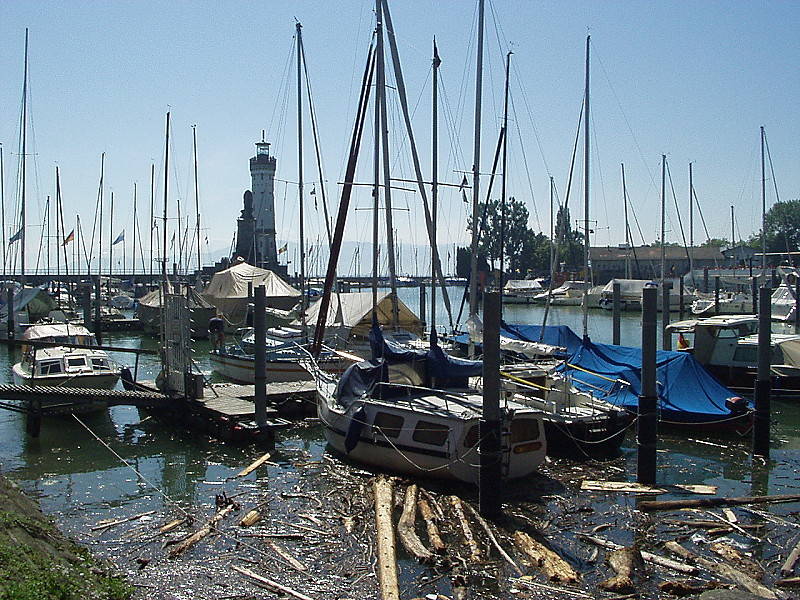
[698,590,766,600]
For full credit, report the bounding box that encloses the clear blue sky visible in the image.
[1,0,798,274]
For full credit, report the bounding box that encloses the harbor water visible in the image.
[1,287,799,598]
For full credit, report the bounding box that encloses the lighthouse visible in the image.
[243,135,279,270]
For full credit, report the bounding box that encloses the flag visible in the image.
[310,186,316,195]
[461,188,469,204]
[277,243,288,255]
[8,228,23,243]
[112,230,125,245]
[459,174,468,190]
[62,229,75,246]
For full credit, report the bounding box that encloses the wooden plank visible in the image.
[581,480,717,495]
[237,453,272,477]
[373,477,400,600]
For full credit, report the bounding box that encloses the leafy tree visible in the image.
[761,200,800,254]
[467,197,531,272]
[554,205,583,269]
[700,238,729,248]
[455,246,488,279]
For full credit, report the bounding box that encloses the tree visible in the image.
[700,238,729,248]
[761,200,800,254]
[554,205,583,269]
[467,197,531,273]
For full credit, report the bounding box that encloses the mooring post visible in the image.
[253,285,268,430]
[751,277,758,315]
[612,282,621,346]
[82,284,91,330]
[662,281,671,351]
[247,281,254,327]
[772,268,778,288]
[638,286,658,484]
[795,278,800,334]
[94,276,103,346]
[753,286,772,458]
[6,284,14,341]
[419,282,427,332]
[25,397,42,438]
[480,290,502,517]
[714,276,720,315]
[703,267,709,293]
[678,276,685,320]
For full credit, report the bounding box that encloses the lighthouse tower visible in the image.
[249,136,278,270]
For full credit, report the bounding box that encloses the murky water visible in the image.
[1,288,799,598]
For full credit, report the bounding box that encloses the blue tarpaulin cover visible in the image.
[559,339,751,424]
[450,323,583,357]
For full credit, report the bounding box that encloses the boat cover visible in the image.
[559,339,750,424]
[302,291,423,337]
[451,323,582,357]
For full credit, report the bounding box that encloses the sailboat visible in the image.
[312,0,546,482]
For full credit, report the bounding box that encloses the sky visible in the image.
[0,0,798,276]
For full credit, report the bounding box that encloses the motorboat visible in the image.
[502,279,544,304]
[667,314,800,397]
[11,323,120,392]
[691,292,753,315]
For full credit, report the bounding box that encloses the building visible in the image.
[590,245,728,283]
[233,137,285,276]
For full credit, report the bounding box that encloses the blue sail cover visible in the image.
[559,340,751,424]
[450,323,582,357]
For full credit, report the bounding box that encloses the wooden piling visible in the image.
[253,285,268,429]
[679,276,685,320]
[612,282,621,346]
[6,285,14,341]
[480,290,502,517]
[714,276,720,316]
[638,286,658,484]
[662,281,671,351]
[752,277,758,315]
[753,285,771,458]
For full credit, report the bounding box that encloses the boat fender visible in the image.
[725,396,747,414]
[345,406,367,454]
[120,366,135,391]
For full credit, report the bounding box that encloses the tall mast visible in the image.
[98,153,105,278]
[549,176,555,279]
[162,112,170,286]
[468,0,485,350]
[149,162,155,285]
[731,205,735,250]
[376,0,399,328]
[108,191,115,290]
[760,126,766,276]
[689,161,694,281]
[372,5,381,312]
[660,154,666,281]
[192,125,201,275]
[582,34,590,340]
[20,28,29,284]
[431,38,440,331]
[54,169,60,280]
[296,22,307,331]
[132,183,138,275]
[499,50,511,298]
[621,163,630,279]
[56,167,69,285]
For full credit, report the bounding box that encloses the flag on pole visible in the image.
[8,228,23,243]
[112,230,125,245]
[310,186,316,195]
[62,229,75,246]
[459,174,468,190]
[277,243,288,255]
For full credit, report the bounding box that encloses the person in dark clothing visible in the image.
[209,314,225,352]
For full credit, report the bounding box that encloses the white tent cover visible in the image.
[302,291,423,337]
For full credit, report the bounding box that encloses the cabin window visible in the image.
[732,346,758,364]
[464,424,479,449]
[39,361,62,375]
[510,419,541,443]
[373,412,403,438]
[716,328,739,339]
[66,358,87,368]
[412,420,449,446]
[91,358,109,370]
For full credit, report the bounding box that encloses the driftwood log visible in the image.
[638,493,800,512]
[169,503,236,558]
[374,477,400,600]
[267,541,307,572]
[513,531,578,583]
[579,534,696,574]
[417,496,445,554]
[238,509,262,527]
[464,502,522,576]
[232,565,314,600]
[781,537,800,577]
[397,485,433,562]
[450,496,480,562]
[159,517,187,534]
[709,542,763,581]
[237,452,272,477]
[598,547,643,593]
[664,540,780,599]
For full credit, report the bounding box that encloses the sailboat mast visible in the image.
[376,0,399,328]
[162,112,170,285]
[549,176,554,277]
[192,125,201,275]
[468,0,485,337]
[149,162,155,285]
[582,34,590,340]
[689,161,694,280]
[731,205,735,250]
[132,183,138,275]
[297,22,307,329]
[431,38,440,331]
[621,163,630,279]
[1,144,5,278]
[98,153,105,279]
[372,6,381,312]
[499,50,511,297]
[660,154,666,281]
[54,169,60,280]
[760,125,766,275]
[20,28,29,284]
